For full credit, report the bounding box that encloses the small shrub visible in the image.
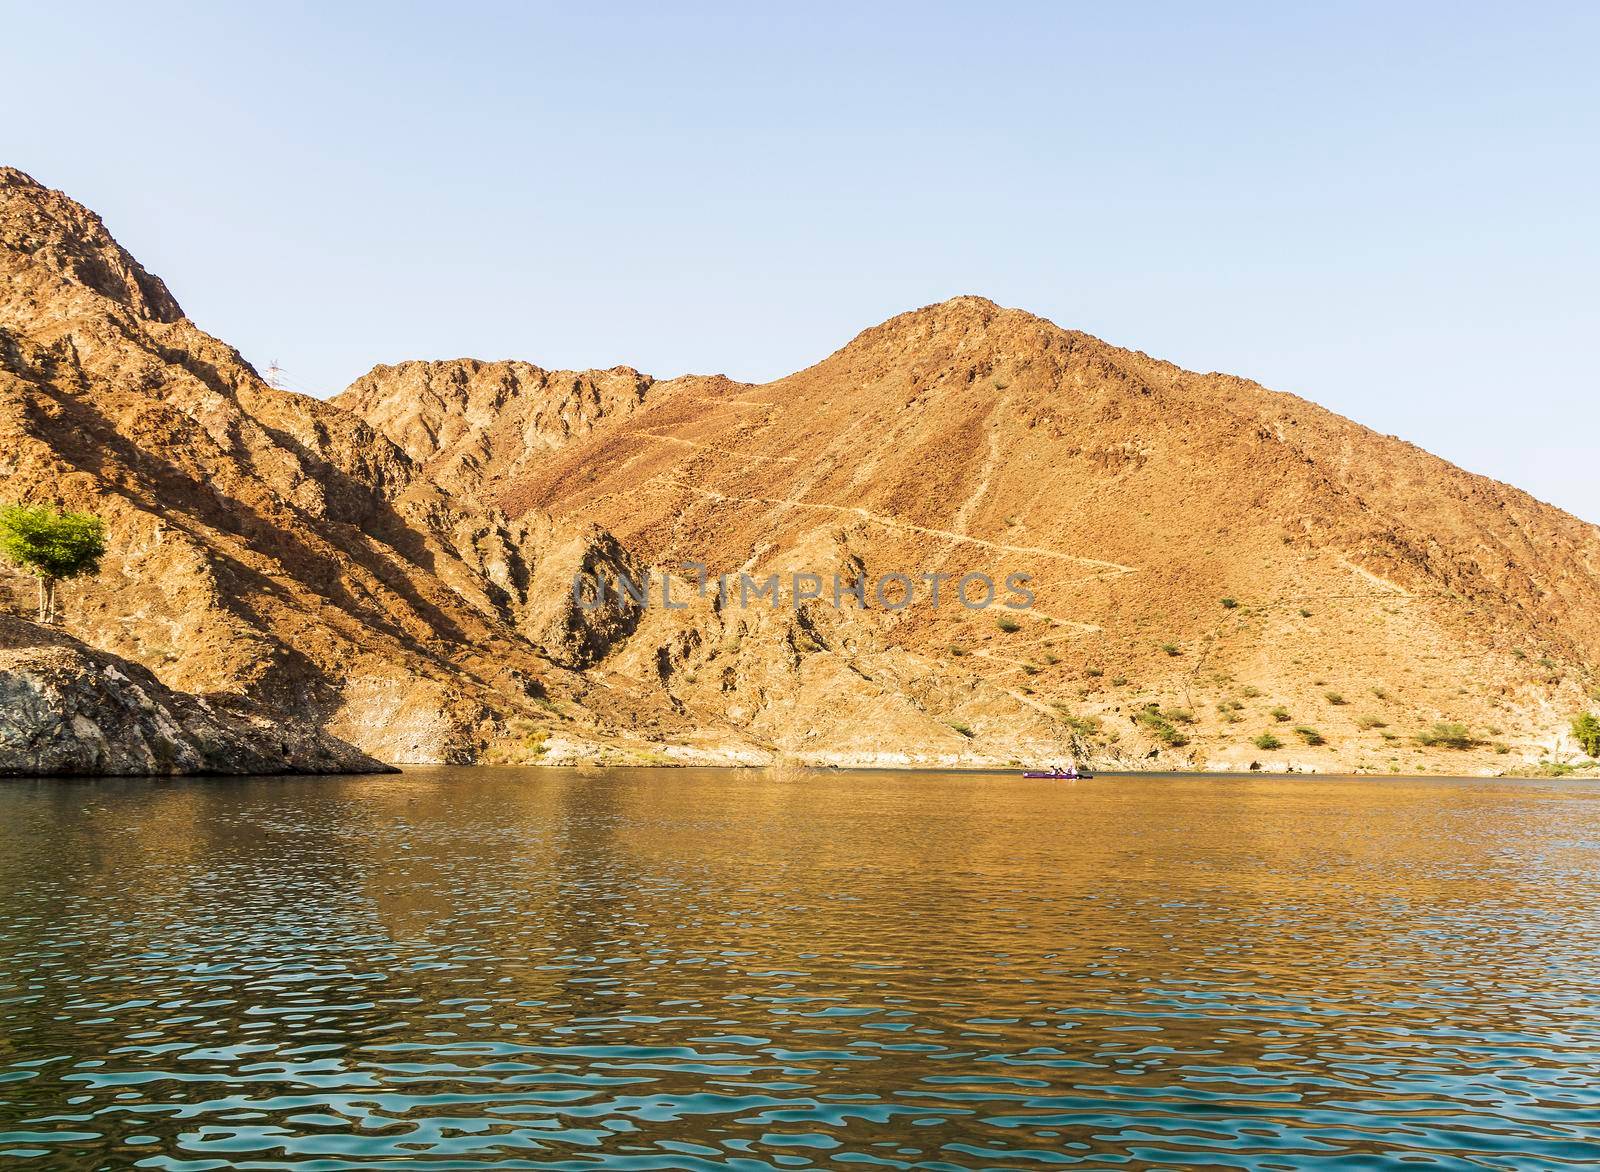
[1111,675,1128,687]
[1020,663,1038,676]
[1160,643,1181,656]
[1270,706,1291,722]
[1355,715,1387,731]
[996,615,1022,633]
[1253,733,1283,751]
[1043,653,1060,665]
[1240,685,1263,698]
[1220,597,1238,609]
[1417,721,1474,749]
[1573,713,1600,758]
[1324,691,1346,705]
[1084,665,1102,677]
[1372,687,1389,700]
[948,644,967,657]
[947,720,974,738]
[1298,608,1312,618]
[1294,726,1325,746]
[1136,707,1188,747]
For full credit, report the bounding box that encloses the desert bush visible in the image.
[1137,707,1189,747]
[1220,597,1238,609]
[1294,726,1325,746]
[1573,713,1600,758]
[1270,706,1290,722]
[1253,733,1283,750]
[996,615,1022,633]
[1417,721,1474,749]
[1324,691,1346,705]
[1160,643,1180,656]
[1355,715,1387,730]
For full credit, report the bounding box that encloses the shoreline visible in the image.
[6,761,1597,782]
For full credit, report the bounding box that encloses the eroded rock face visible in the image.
[334,360,654,499]
[0,617,386,775]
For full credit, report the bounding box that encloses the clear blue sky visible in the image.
[6,3,1598,519]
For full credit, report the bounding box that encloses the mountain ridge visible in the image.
[5,163,1597,773]
[344,293,1600,772]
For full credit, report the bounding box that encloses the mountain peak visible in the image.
[0,167,183,324]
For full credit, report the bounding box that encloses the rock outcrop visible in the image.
[0,616,385,775]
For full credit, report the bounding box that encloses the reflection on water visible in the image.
[3,768,1600,1168]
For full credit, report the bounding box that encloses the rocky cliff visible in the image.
[0,616,384,775]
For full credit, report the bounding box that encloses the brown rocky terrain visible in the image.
[0,615,383,775]
[4,164,1597,775]
[1,167,1062,771]
[343,300,1600,775]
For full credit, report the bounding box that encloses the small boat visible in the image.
[1022,768,1093,779]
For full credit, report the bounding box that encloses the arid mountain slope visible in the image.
[348,297,1600,772]
[337,360,654,499]
[2,169,1061,770]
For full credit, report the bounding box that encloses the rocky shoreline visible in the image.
[0,616,388,776]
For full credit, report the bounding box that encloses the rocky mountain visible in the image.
[345,299,1600,774]
[1,167,1063,771]
[5,164,1597,774]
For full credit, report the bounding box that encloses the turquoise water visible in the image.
[2,768,1600,1168]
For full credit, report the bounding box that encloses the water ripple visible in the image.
[3,768,1600,1167]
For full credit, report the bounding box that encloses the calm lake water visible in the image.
[2,768,1600,1169]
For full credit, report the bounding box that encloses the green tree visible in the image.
[1573,713,1600,758]
[0,504,106,623]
